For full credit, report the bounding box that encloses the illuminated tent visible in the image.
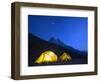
[35,51,58,64]
[59,52,72,61]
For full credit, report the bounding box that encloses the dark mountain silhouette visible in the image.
[49,37,66,47]
[49,37,80,51]
[49,37,87,56]
[28,33,87,66]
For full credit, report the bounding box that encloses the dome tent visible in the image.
[59,52,72,61]
[35,50,58,64]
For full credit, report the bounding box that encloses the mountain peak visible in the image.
[49,37,65,47]
[49,37,77,51]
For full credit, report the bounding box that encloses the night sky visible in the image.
[28,15,88,51]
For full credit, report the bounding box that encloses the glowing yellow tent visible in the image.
[35,51,58,64]
[59,52,72,61]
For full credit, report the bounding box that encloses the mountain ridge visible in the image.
[28,33,87,66]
